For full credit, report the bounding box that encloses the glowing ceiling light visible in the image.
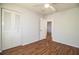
[44,3,56,11]
[44,4,50,8]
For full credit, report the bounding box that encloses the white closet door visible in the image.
[13,14,22,47]
[2,9,21,50]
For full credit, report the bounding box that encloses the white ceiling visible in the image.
[4,3,79,15]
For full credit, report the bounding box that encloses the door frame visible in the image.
[46,18,54,41]
[47,21,52,34]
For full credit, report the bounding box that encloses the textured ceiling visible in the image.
[2,3,79,15]
[16,3,79,15]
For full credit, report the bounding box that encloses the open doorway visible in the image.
[47,21,52,35]
[47,21,52,41]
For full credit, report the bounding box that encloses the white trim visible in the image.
[53,39,79,48]
[22,39,41,46]
[21,44,26,46]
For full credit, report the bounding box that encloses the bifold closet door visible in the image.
[2,9,21,50]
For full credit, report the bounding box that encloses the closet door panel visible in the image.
[2,9,21,50]
[2,10,12,50]
[13,14,21,46]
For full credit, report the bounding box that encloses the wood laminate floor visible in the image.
[0,33,79,55]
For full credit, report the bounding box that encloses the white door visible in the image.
[40,18,47,40]
[2,9,21,50]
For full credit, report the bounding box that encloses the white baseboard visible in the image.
[21,43,27,46]
[53,39,79,48]
[22,39,40,46]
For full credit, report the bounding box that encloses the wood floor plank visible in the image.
[1,33,79,55]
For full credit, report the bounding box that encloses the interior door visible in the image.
[40,18,47,40]
[2,9,21,50]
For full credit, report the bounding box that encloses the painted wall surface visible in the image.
[1,4,42,50]
[47,7,79,48]
[40,18,47,40]
[22,10,41,45]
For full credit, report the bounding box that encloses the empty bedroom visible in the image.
[0,3,79,55]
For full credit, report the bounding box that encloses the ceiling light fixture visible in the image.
[44,4,50,8]
[44,3,56,11]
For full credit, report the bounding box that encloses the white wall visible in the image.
[40,18,47,40]
[1,4,42,49]
[46,7,79,48]
[22,10,41,45]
